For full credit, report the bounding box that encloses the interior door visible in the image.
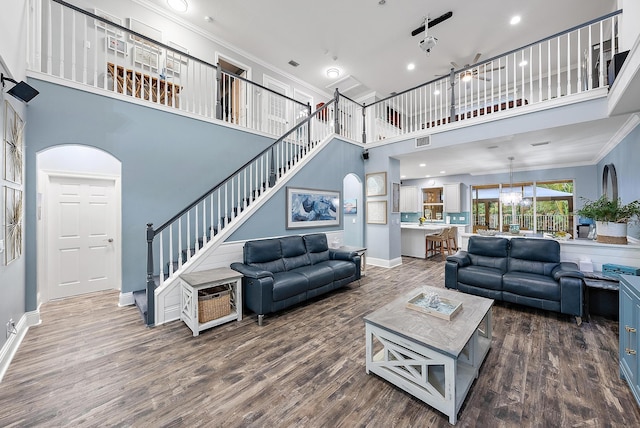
[47,175,118,299]
[263,76,290,136]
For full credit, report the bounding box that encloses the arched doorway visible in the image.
[343,173,364,247]
[37,146,122,302]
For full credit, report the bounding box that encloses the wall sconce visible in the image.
[1,73,39,103]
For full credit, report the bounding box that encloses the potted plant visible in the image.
[575,196,640,244]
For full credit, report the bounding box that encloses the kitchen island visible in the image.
[401,223,468,258]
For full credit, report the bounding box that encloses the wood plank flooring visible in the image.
[1,256,639,427]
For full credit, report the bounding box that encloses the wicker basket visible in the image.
[198,286,231,323]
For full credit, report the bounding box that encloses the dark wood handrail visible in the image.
[152,100,334,235]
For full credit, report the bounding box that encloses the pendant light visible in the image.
[500,157,522,205]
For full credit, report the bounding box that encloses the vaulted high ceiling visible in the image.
[142,0,638,178]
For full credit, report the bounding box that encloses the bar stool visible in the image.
[426,227,450,261]
[446,227,458,255]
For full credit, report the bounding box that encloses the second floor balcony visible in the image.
[27,0,624,146]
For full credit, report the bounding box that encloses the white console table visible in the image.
[180,267,243,336]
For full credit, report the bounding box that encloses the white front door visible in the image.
[47,175,119,299]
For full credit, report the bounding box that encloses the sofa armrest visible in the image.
[559,276,584,317]
[446,251,471,267]
[329,250,361,279]
[329,249,356,261]
[230,262,273,279]
[552,262,584,281]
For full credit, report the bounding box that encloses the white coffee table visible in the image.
[364,286,493,424]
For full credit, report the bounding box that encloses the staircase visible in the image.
[139,102,337,326]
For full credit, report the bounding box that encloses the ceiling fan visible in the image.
[438,53,505,82]
[411,11,453,37]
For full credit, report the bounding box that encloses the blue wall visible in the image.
[598,124,640,239]
[229,138,364,241]
[25,79,275,308]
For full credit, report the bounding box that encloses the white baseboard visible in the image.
[367,256,403,269]
[118,292,135,307]
[0,309,41,382]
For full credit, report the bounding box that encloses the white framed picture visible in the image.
[93,9,123,36]
[134,46,159,70]
[127,17,162,47]
[107,36,128,55]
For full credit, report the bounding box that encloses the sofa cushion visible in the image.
[468,236,509,258]
[318,260,356,280]
[291,264,335,289]
[458,265,504,291]
[281,236,311,271]
[303,233,331,264]
[272,271,309,301]
[244,238,285,273]
[503,272,561,301]
[509,238,560,263]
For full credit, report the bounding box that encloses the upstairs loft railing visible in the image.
[28,1,621,145]
[144,100,337,325]
[365,10,622,142]
[29,0,316,138]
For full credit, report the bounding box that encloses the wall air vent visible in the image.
[415,136,431,148]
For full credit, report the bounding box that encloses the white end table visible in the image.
[180,267,243,336]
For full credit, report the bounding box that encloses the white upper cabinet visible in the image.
[400,186,420,212]
[443,183,461,213]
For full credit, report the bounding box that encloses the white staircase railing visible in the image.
[145,101,336,325]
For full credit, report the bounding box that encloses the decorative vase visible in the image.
[595,221,628,244]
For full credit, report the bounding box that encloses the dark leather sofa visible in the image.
[230,233,361,325]
[445,236,584,322]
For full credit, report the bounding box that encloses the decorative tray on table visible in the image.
[406,292,463,321]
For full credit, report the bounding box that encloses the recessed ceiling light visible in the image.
[407,63,415,71]
[204,16,213,22]
[440,170,446,174]
[425,175,431,178]
[167,0,188,13]
[433,89,440,96]
[326,68,340,79]
[419,163,426,167]
[510,15,521,25]
[519,60,528,67]
[401,175,406,179]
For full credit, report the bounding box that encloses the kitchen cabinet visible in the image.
[400,186,420,212]
[443,183,461,213]
[620,275,640,407]
[423,187,443,221]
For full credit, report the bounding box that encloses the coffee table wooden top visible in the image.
[364,286,493,358]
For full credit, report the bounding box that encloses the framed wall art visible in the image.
[367,200,387,224]
[392,182,400,213]
[4,101,24,184]
[107,36,128,55]
[286,187,340,229]
[127,17,162,47]
[344,198,357,214]
[4,186,23,264]
[134,45,159,70]
[366,171,387,196]
[93,8,123,36]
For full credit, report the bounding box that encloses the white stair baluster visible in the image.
[158,231,164,286]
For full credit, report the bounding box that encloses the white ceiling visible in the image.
[145,0,639,178]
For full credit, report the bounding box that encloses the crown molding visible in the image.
[595,113,640,163]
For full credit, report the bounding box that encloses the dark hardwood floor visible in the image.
[1,257,639,427]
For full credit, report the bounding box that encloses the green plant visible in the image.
[575,196,640,223]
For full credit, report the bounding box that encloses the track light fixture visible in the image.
[1,73,39,103]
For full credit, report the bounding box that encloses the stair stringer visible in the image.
[153,134,337,326]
